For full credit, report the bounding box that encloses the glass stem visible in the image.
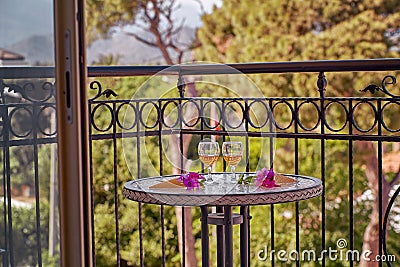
[231,166,236,183]
[207,166,213,182]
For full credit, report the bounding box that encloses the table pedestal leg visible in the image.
[200,206,209,267]
[203,206,244,267]
[240,206,250,267]
[224,206,233,267]
[216,206,225,267]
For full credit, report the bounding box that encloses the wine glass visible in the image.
[198,141,220,184]
[222,141,243,183]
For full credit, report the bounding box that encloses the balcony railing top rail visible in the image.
[1,58,400,79]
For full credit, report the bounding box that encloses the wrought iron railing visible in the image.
[0,76,56,267]
[1,59,400,267]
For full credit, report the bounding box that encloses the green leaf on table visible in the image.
[238,174,256,185]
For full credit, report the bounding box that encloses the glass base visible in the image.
[205,178,214,184]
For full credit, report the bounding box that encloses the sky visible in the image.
[0,0,222,48]
[175,0,222,27]
[0,0,53,47]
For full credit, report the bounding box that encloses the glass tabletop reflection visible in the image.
[123,172,323,206]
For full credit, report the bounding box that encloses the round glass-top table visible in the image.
[123,173,322,267]
[123,173,322,206]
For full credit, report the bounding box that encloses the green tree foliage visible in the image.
[85,0,138,44]
[0,202,59,266]
[197,0,400,63]
[194,0,400,266]
[196,0,400,97]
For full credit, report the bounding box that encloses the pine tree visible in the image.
[196,1,400,266]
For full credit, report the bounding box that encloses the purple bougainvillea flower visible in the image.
[262,179,277,188]
[184,179,200,190]
[254,175,264,187]
[177,172,205,190]
[188,172,204,181]
[265,168,274,180]
[255,168,279,188]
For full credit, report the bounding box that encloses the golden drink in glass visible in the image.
[222,142,243,183]
[198,141,220,184]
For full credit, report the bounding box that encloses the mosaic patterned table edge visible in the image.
[122,183,323,206]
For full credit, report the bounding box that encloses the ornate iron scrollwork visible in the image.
[0,79,55,103]
[361,75,398,97]
[89,80,118,100]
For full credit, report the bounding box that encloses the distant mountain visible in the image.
[4,26,196,66]
[87,26,196,65]
[6,35,54,65]
[87,33,162,65]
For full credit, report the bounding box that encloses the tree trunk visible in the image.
[360,186,390,267]
[170,134,198,267]
[360,184,391,266]
[168,83,199,267]
[357,141,391,267]
[175,206,197,267]
[123,1,199,264]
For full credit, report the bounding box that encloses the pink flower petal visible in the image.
[179,172,204,189]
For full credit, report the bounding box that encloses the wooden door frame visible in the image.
[54,0,93,266]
